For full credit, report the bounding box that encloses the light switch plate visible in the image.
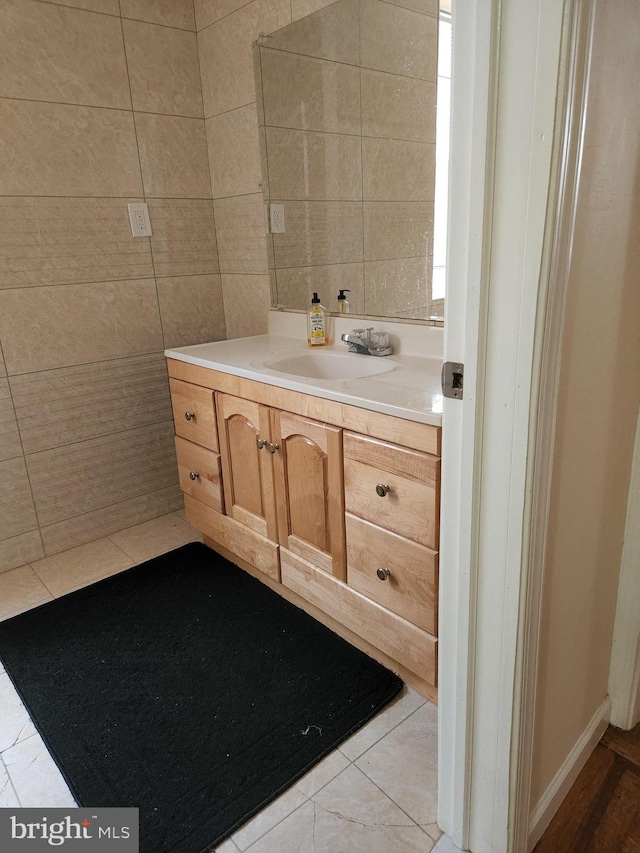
[127,202,152,237]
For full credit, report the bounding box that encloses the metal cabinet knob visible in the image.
[267,442,280,454]
[376,567,391,581]
[376,483,391,497]
[256,437,267,449]
[189,471,200,481]
[184,411,195,421]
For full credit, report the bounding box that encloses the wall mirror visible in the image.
[253,0,450,322]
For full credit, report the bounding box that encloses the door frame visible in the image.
[438,1,571,850]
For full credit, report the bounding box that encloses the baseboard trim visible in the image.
[527,696,611,851]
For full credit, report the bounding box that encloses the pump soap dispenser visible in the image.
[307,292,328,346]
[337,289,351,313]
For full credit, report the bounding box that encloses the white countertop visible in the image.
[165,335,443,427]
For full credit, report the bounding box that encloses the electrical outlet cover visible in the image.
[127,202,152,237]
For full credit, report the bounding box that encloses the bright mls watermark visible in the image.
[0,809,138,851]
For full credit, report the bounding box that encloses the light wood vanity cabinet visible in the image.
[167,359,440,700]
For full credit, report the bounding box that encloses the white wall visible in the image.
[530,0,640,811]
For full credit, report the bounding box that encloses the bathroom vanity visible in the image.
[165,327,443,701]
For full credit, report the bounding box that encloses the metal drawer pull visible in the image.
[256,437,267,449]
[184,411,195,421]
[267,442,280,454]
[189,471,200,481]
[375,483,391,497]
[376,567,391,581]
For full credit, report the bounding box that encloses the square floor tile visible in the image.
[109,512,202,563]
[31,538,133,597]
[355,702,438,826]
[0,565,52,621]
[293,749,350,798]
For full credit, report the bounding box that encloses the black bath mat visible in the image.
[0,542,402,852]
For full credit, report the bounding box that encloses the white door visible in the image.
[438,1,569,851]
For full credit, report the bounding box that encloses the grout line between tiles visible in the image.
[220,272,268,278]
[341,761,428,836]
[236,793,311,852]
[1,339,47,556]
[35,482,181,550]
[0,271,223,293]
[197,0,259,37]
[103,536,142,566]
[0,94,204,122]
[5,349,167,380]
[0,194,212,202]
[262,121,436,143]
[120,13,198,36]
[21,417,175,458]
[205,100,257,122]
[194,16,226,341]
[120,16,195,34]
[249,44,436,86]
[31,0,197,32]
[31,0,120,20]
[340,694,429,763]
[117,13,171,354]
[269,255,429,271]
[29,574,56,601]
[350,703,436,827]
[357,0,366,311]
[268,195,435,204]
[212,190,264,202]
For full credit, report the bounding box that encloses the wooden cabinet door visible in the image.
[215,393,277,541]
[272,410,346,580]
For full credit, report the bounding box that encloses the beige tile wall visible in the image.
[0,0,224,570]
[196,0,293,338]
[249,0,437,317]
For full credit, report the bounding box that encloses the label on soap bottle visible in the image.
[309,307,326,345]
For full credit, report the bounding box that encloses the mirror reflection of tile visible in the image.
[253,0,449,322]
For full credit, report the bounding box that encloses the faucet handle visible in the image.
[369,331,390,350]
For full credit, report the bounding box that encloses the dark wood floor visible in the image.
[535,722,640,852]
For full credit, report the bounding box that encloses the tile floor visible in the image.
[0,511,440,852]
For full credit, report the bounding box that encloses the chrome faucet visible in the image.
[341,328,393,357]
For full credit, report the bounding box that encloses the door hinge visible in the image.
[441,362,464,399]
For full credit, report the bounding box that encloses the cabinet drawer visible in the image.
[343,432,440,549]
[346,514,437,634]
[281,548,437,686]
[170,378,218,451]
[175,436,223,513]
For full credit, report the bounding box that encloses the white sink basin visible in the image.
[264,351,397,380]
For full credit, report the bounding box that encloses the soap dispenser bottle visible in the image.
[337,289,351,313]
[307,292,328,346]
